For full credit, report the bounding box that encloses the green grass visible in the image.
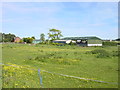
[2,44,118,88]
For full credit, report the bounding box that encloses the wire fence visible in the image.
[1,63,118,88]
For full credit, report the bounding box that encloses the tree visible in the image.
[48,29,63,41]
[23,38,27,43]
[40,33,45,43]
[19,39,23,43]
[2,33,16,42]
[116,38,120,41]
[27,37,33,43]
[23,37,34,43]
[31,36,35,40]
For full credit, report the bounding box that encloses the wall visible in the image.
[87,44,102,46]
[88,40,102,44]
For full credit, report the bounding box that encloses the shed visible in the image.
[61,36,102,46]
[32,39,41,44]
[53,40,72,44]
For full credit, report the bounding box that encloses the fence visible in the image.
[1,63,118,88]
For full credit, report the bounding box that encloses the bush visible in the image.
[87,49,111,58]
[38,50,44,52]
[19,39,23,43]
[96,52,110,58]
[103,41,117,46]
[112,51,119,57]
[90,49,107,54]
[34,56,47,62]
[69,41,77,45]
[52,42,65,46]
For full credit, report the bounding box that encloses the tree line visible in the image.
[0,28,63,43]
[0,33,16,42]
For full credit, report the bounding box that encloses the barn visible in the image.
[61,36,102,46]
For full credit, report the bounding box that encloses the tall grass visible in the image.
[2,44,118,88]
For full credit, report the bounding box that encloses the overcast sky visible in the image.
[2,2,118,39]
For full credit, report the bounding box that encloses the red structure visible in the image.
[14,37,21,43]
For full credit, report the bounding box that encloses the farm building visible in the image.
[32,39,41,44]
[14,37,21,43]
[61,36,102,46]
[53,40,75,44]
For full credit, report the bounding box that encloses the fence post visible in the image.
[38,69,43,88]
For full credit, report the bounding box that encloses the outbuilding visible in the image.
[53,40,72,44]
[32,39,41,44]
[14,37,21,43]
[61,36,102,46]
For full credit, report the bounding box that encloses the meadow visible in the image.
[2,44,118,88]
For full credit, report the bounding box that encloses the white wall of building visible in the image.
[88,44,102,46]
[66,40,72,44]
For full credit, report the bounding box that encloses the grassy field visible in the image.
[2,44,118,88]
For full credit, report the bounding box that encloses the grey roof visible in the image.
[33,39,41,41]
[61,36,101,40]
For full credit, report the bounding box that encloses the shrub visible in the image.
[52,42,65,46]
[90,49,106,54]
[38,50,44,52]
[69,41,77,45]
[96,52,110,58]
[112,51,119,57]
[19,39,23,43]
[28,57,33,60]
[87,49,111,58]
[34,56,47,62]
[103,41,117,46]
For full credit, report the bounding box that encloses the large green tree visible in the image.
[2,33,16,42]
[40,33,45,43]
[48,29,63,41]
[23,37,34,43]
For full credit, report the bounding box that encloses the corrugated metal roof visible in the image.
[61,36,101,40]
[53,40,71,41]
